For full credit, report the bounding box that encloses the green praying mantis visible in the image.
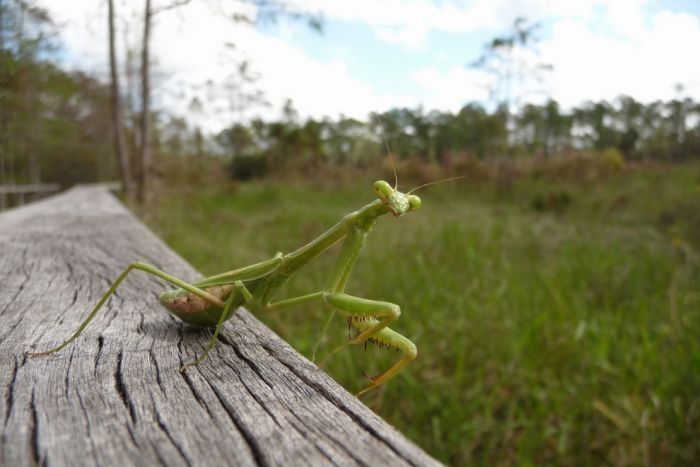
[30,172,457,396]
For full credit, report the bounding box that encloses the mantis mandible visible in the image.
[30,179,433,396]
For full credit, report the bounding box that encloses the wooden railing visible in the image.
[0,183,61,209]
[0,186,439,466]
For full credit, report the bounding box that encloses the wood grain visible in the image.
[0,186,440,467]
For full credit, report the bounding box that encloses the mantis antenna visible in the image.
[375,112,399,189]
[407,175,468,194]
[374,112,464,194]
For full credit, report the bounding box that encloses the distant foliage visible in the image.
[1,1,115,187]
[215,97,700,182]
[539,148,626,180]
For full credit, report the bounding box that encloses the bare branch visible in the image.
[152,0,192,16]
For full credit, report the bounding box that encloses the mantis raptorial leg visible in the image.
[30,180,424,396]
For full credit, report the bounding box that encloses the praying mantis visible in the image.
[30,178,441,396]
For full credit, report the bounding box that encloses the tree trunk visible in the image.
[0,0,7,207]
[108,0,134,199]
[137,0,152,203]
[15,2,41,185]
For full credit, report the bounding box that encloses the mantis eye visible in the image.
[408,195,421,210]
[373,180,392,200]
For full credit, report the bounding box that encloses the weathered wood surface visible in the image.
[0,186,440,467]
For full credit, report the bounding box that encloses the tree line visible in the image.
[2,1,698,191]
[218,96,700,179]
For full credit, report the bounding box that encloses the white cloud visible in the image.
[386,0,700,111]
[411,67,491,111]
[233,32,410,124]
[540,10,700,107]
[45,0,108,72]
[301,0,503,48]
[302,0,655,49]
[38,0,410,132]
[35,0,700,132]
[374,24,430,51]
[150,2,410,130]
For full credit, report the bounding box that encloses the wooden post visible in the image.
[0,186,440,466]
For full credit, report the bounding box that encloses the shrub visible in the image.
[545,149,626,180]
[599,148,626,172]
[230,155,268,181]
[531,189,572,213]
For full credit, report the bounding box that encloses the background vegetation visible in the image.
[2,1,700,465]
[135,160,700,466]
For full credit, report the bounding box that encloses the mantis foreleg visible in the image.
[308,223,418,395]
[321,293,417,396]
[259,287,418,396]
[323,293,400,344]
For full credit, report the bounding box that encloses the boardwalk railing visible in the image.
[0,186,439,466]
[0,183,61,209]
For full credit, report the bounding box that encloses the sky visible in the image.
[39,0,700,133]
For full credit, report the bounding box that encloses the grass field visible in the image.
[137,162,700,465]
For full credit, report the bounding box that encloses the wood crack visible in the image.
[64,348,75,400]
[153,396,192,467]
[218,334,275,391]
[148,348,165,395]
[115,351,137,424]
[94,336,105,377]
[204,378,269,466]
[0,262,30,317]
[74,386,99,466]
[178,370,215,419]
[220,358,283,429]
[30,389,41,465]
[218,333,364,465]
[3,357,18,426]
[284,401,363,466]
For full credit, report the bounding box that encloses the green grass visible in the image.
[137,162,700,465]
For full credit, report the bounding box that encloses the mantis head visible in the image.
[373,180,421,217]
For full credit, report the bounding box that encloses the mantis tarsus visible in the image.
[30,180,430,396]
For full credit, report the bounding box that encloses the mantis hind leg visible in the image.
[180,281,251,372]
[29,261,226,357]
[321,292,417,396]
